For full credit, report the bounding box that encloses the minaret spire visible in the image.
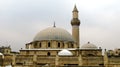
[71,5,80,25]
[73,4,78,12]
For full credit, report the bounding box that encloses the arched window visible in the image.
[47,52,51,56]
[58,42,60,48]
[34,42,37,48]
[39,42,41,48]
[71,44,74,48]
[48,42,50,48]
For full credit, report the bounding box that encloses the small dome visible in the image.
[81,42,97,49]
[58,49,73,56]
[0,52,3,55]
[5,65,12,67]
[34,27,74,42]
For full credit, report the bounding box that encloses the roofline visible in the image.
[20,48,102,51]
[20,48,77,51]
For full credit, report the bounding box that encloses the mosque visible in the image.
[0,5,120,67]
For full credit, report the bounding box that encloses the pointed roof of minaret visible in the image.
[73,5,78,12]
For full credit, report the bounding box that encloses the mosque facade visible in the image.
[0,6,120,67]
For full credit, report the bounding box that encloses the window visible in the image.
[34,42,37,48]
[58,42,60,48]
[47,52,51,56]
[71,44,74,48]
[39,42,41,48]
[48,42,50,48]
[87,54,94,56]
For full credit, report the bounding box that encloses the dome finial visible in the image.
[53,21,56,27]
[88,41,90,44]
[73,4,78,12]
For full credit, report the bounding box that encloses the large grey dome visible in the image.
[34,27,74,42]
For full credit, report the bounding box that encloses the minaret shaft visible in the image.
[72,26,79,47]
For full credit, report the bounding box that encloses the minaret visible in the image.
[71,5,80,48]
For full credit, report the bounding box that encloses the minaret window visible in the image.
[48,42,50,48]
[58,42,60,48]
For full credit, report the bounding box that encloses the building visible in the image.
[0,5,120,67]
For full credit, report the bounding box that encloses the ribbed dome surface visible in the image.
[81,42,97,49]
[34,27,74,42]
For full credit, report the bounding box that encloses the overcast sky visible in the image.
[0,0,120,51]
